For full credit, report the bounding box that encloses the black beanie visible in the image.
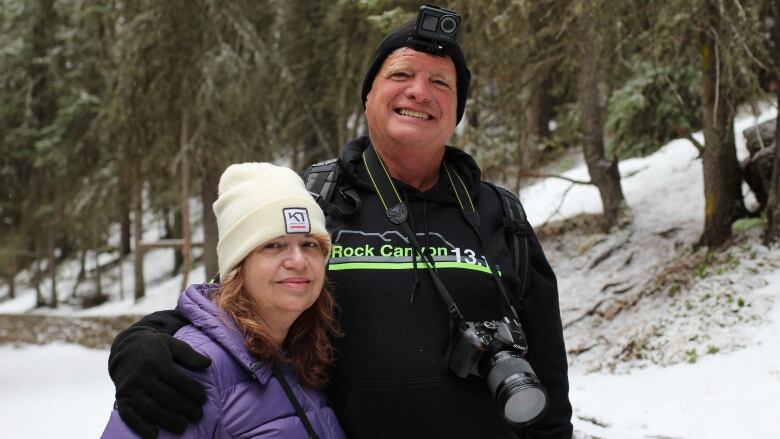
[360,21,471,124]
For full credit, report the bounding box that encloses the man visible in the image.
[108,17,573,439]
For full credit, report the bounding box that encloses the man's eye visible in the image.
[302,240,320,249]
[390,71,410,79]
[263,242,283,250]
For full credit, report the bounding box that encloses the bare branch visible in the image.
[729,20,770,71]
[685,133,705,154]
[542,182,577,226]
[710,25,721,129]
[732,0,747,21]
[519,171,593,185]
[671,125,705,154]
[621,166,649,179]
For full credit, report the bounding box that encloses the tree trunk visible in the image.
[31,0,57,128]
[120,199,132,256]
[133,174,145,301]
[34,246,44,307]
[577,6,626,230]
[71,248,87,298]
[94,249,103,298]
[521,74,553,171]
[766,103,780,242]
[48,229,57,308]
[5,256,16,299]
[698,6,744,247]
[180,110,192,292]
[529,74,552,140]
[163,207,183,275]
[764,0,780,244]
[201,162,220,280]
[31,0,57,306]
[302,132,322,171]
[118,244,124,301]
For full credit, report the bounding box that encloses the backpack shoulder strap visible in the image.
[302,158,360,218]
[302,158,339,204]
[485,182,531,308]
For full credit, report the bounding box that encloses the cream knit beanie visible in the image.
[213,162,328,275]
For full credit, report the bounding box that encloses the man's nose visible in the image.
[405,76,433,102]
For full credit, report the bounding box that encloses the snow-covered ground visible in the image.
[570,270,780,438]
[1,106,779,438]
[0,344,114,439]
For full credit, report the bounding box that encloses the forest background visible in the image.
[2,0,780,309]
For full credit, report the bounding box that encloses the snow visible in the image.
[0,344,114,439]
[570,271,780,439]
[1,106,779,438]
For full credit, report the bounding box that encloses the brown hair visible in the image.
[213,234,340,388]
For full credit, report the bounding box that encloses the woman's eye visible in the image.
[302,240,320,249]
[263,242,283,250]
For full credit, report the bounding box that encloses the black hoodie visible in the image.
[322,136,572,438]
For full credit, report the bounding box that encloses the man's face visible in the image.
[365,47,457,152]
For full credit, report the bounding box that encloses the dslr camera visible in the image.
[414,5,460,47]
[448,317,549,426]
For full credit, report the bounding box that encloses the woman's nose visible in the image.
[283,246,307,270]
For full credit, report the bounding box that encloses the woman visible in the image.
[102,162,345,439]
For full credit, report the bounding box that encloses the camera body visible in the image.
[449,318,527,378]
[414,5,460,47]
[448,317,549,426]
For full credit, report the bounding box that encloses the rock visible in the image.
[742,119,777,211]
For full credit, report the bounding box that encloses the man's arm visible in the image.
[515,228,574,438]
[108,310,211,439]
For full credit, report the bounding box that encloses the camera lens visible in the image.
[440,16,457,34]
[483,351,548,425]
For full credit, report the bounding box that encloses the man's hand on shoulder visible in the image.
[108,311,211,439]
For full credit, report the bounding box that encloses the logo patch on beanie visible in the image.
[283,208,310,233]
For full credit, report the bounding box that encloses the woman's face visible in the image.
[243,234,327,325]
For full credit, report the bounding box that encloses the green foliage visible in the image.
[606,60,700,158]
[686,348,698,364]
[363,6,411,33]
[668,282,681,298]
[693,250,741,279]
[731,217,765,233]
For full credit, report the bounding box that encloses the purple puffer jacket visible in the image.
[102,283,346,439]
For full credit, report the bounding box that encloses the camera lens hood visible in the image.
[485,351,549,425]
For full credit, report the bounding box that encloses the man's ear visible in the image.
[364,91,372,110]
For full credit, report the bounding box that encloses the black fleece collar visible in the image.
[339,136,482,205]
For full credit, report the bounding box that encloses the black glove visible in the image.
[109,321,211,439]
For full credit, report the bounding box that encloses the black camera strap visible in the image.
[362,144,519,323]
[441,164,520,321]
[271,362,320,439]
[363,145,464,323]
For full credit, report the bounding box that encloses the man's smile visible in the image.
[396,108,433,120]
